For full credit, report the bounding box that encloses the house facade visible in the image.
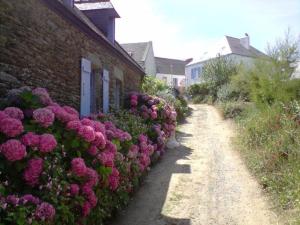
[0,0,144,116]
[155,57,190,90]
[121,42,192,90]
[186,34,265,87]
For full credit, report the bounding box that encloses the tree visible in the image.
[202,54,238,99]
[141,75,169,95]
[266,28,300,77]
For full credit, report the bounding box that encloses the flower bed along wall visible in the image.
[0,87,177,225]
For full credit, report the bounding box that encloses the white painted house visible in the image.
[156,57,191,89]
[121,41,192,89]
[186,34,265,87]
[291,60,300,79]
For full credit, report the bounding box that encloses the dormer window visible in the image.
[63,0,74,7]
[75,0,120,43]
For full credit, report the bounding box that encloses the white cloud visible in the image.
[111,0,218,61]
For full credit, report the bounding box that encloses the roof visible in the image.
[155,57,187,75]
[74,1,120,18]
[42,0,144,75]
[120,42,151,66]
[187,35,266,67]
[225,36,265,58]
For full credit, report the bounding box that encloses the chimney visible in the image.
[63,0,74,7]
[240,33,250,49]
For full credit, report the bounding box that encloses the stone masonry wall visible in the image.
[0,0,143,110]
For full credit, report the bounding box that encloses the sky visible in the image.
[111,0,300,62]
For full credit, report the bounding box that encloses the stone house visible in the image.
[185,34,265,87]
[0,0,145,116]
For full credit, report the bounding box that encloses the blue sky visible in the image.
[112,0,300,61]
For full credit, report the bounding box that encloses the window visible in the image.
[191,67,202,80]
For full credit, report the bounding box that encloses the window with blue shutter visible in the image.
[191,67,202,80]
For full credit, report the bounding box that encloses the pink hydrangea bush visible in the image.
[0,87,176,224]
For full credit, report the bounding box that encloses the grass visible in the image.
[235,102,300,224]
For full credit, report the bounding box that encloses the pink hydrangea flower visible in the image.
[82,184,98,207]
[92,132,106,149]
[32,88,53,106]
[82,201,92,217]
[35,202,56,221]
[66,120,82,132]
[97,151,114,168]
[23,158,43,186]
[6,195,19,205]
[20,194,40,205]
[130,99,138,106]
[81,118,94,127]
[63,106,79,118]
[139,153,151,171]
[150,111,158,119]
[105,141,117,155]
[47,106,75,123]
[33,108,55,128]
[140,142,148,153]
[85,168,99,187]
[170,111,177,121]
[70,184,80,196]
[0,111,9,121]
[71,158,87,177]
[138,134,148,143]
[0,139,26,161]
[21,132,40,147]
[3,107,24,120]
[131,94,138,100]
[127,145,139,158]
[39,134,57,153]
[78,125,95,142]
[87,145,98,156]
[108,168,120,191]
[0,118,24,137]
[92,121,106,133]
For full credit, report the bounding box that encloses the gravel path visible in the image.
[111,104,279,225]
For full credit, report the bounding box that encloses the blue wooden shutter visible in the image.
[80,58,91,117]
[103,69,109,113]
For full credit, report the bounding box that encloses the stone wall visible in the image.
[0,0,143,111]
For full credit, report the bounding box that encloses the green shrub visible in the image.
[191,96,204,104]
[202,55,239,99]
[141,76,169,96]
[174,96,189,122]
[248,59,300,107]
[218,101,248,119]
[237,101,300,224]
[217,83,242,102]
[101,110,149,143]
[188,83,210,96]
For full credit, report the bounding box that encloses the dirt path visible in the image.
[111,104,279,225]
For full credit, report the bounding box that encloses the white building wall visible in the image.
[156,73,186,87]
[144,42,157,76]
[185,62,205,87]
[185,54,256,87]
[291,61,300,79]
